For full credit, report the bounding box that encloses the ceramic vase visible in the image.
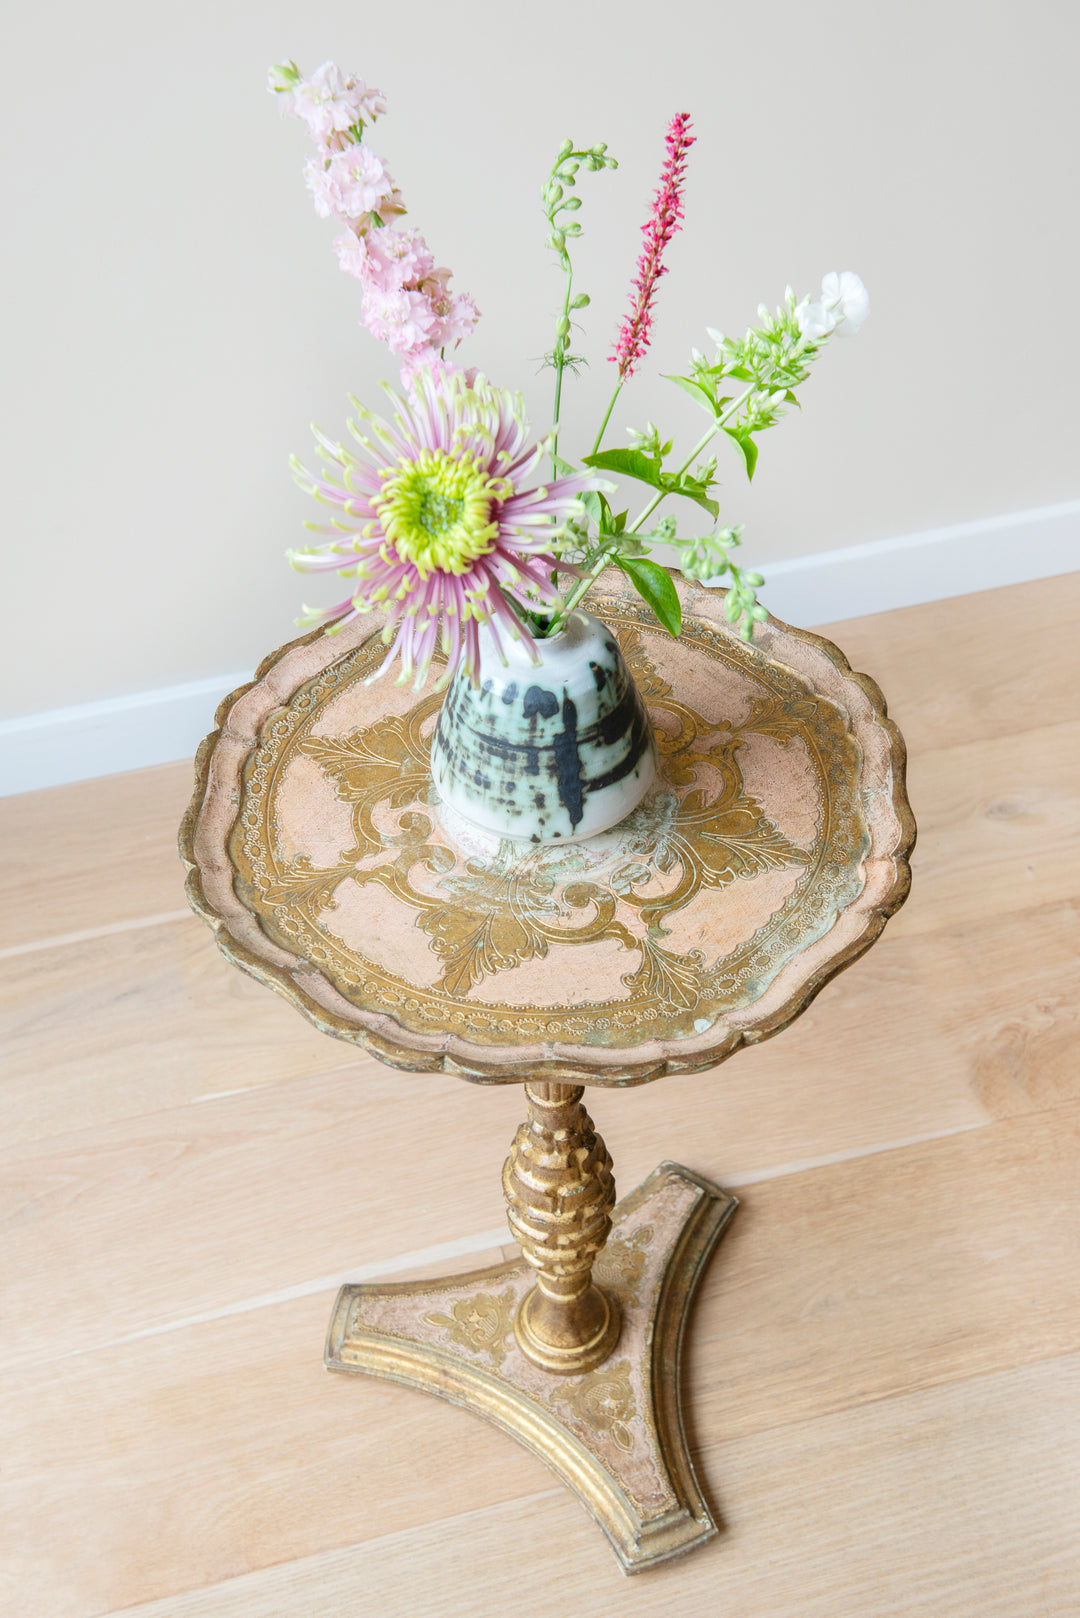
[430,610,657,843]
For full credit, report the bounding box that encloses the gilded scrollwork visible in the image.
[593,1226,655,1309]
[423,1290,516,1367]
[550,1360,639,1454]
[228,600,868,1046]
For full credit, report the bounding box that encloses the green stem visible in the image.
[590,381,623,457]
[546,384,758,632]
[549,546,616,629]
[550,259,574,473]
[626,385,754,534]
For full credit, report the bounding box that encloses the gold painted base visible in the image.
[325,1162,737,1573]
[514,1279,621,1375]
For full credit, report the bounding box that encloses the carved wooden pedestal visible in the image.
[327,1158,737,1572]
[183,570,914,1574]
[503,1082,620,1375]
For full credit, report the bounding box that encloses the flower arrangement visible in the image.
[269,59,868,690]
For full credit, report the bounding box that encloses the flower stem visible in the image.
[550,262,575,473]
[590,382,622,457]
[547,383,757,632]
[626,385,754,534]
[546,547,613,630]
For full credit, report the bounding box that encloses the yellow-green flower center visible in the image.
[372,448,511,577]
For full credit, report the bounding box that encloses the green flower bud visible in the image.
[556,316,571,338]
[557,137,574,161]
[268,61,301,92]
[570,293,590,309]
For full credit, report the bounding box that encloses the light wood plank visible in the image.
[5,896,1043,1364]
[0,917,377,1145]
[814,570,1080,755]
[919,899,1080,1120]
[687,1098,1080,1441]
[102,1354,1080,1618]
[0,761,194,950]
[0,1060,524,1371]
[3,1105,1078,1615]
[891,719,1080,940]
[9,894,1078,1364]
[1,1292,551,1618]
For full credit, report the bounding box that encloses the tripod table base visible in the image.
[325,1162,737,1573]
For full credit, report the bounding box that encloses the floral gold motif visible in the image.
[423,1289,516,1366]
[593,1225,655,1308]
[550,1359,639,1454]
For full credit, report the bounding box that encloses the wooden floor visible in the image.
[3,575,1080,1617]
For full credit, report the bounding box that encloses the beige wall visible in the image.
[4,0,1078,717]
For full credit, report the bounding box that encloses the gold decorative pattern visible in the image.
[181,571,916,1082]
[225,601,866,1050]
[423,1289,515,1366]
[593,1226,655,1308]
[549,1359,638,1454]
[324,1162,738,1574]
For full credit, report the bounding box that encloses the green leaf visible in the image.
[583,448,664,489]
[551,453,577,478]
[722,428,759,480]
[664,373,717,414]
[614,556,682,637]
[580,490,610,528]
[664,476,720,520]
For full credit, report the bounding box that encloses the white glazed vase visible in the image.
[430,610,658,844]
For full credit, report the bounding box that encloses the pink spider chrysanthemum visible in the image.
[290,369,604,688]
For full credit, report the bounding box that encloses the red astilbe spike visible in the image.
[610,113,695,383]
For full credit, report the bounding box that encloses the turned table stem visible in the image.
[502,1081,621,1374]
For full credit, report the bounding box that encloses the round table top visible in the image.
[182,571,914,1086]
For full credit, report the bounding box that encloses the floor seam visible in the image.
[0,909,197,960]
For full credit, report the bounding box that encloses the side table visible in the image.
[181,570,913,1572]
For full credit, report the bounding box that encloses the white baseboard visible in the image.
[0,672,253,797]
[3,498,1078,797]
[751,497,1080,626]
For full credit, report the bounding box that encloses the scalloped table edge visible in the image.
[179,575,915,1086]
